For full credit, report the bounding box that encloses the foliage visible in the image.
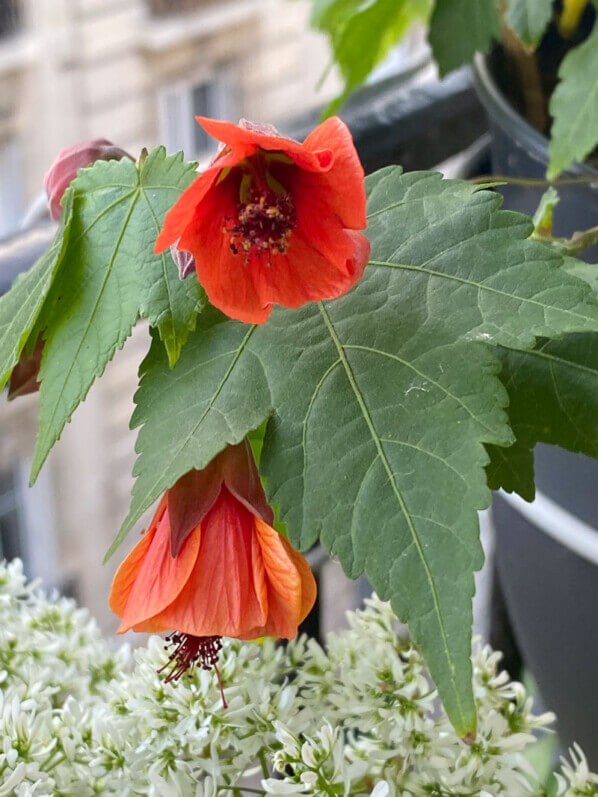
[309,0,598,175]
[30,148,204,483]
[506,0,554,47]
[429,0,500,76]
[547,20,598,179]
[310,0,433,114]
[4,151,598,734]
[95,164,598,736]
[486,260,598,500]
[0,559,597,796]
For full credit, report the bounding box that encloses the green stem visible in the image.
[548,225,598,256]
[316,774,338,796]
[258,749,270,780]
[470,174,598,187]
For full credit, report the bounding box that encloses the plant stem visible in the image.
[470,174,598,187]
[549,225,598,255]
[258,749,270,780]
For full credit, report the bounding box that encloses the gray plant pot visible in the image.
[472,52,598,262]
[472,54,598,764]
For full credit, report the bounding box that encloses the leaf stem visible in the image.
[548,225,598,255]
[470,174,598,187]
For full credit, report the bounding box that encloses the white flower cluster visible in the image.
[0,560,595,796]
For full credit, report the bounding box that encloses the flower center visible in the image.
[159,633,227,707]
[226,189,297,263]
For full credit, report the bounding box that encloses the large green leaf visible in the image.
[548,21,598,178]
[311,0,432,113]
[107,306,271,559]
[429,0,500,76]
[120,167,598,735]
[505,0,553,47]
[0,191,73,391]
[30,147,203,483]
[257,302,508,739]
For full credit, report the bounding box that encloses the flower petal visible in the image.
[253,228,368,311]
[151,487,268,637]
[302,116,367,229]
[117,503,201,634]
[254,520,316,639]
[154,165,221,254]
[196,117,334,173]
[178,178,271,323]
[109,526,156,619]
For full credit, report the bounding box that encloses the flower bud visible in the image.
[7,339,43,400]
[44,138,133,220]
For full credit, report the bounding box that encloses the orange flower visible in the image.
[155,116,370,324]
[109,441,316,692]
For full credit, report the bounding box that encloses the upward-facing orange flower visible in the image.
[155,116,370,324]
[109,441,316,693]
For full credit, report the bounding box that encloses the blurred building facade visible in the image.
[0,0,338,631]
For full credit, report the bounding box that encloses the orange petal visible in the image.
[109,526,157,618]
[252,228,364,311]
[303,116,367,229]
[254,519,316,639]
[196,116,333,173]
[178,178,271,324]
[117,506,201,634]
[154,146,240,254]
[150,487,268,637]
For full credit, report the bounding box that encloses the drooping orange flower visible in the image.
[155,116,370,324]
[109,441,316,693]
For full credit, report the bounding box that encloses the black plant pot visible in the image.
[472,55,598,764]
[472,53,598,262]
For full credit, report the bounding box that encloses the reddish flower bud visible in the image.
[155,116,370,323]
[44,138,133,220]
[169,243,195,280]
[109,440,316,692]
[7,339,44,400]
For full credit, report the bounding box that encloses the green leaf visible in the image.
[257,302,508,738]
[505,0,553,48]
[486,437,535,501]
[487,259,598,500]
[429,0,500,76]
[107,306,271,560]
[121,166,598,734]
[548,21,598,178]
[488,334,598,500]
[364,169,598,350]
[30,147,203,484]
[311,0,432,112]
[0,190,73,391]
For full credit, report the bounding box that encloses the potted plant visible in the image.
[2,9,598,774]
[309,0,598,762]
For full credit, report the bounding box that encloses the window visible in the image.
[0,468,24,564]
[0,0,20,39]
[0,138,25,239]
[0,460,57,586]
[159,66,239,160]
